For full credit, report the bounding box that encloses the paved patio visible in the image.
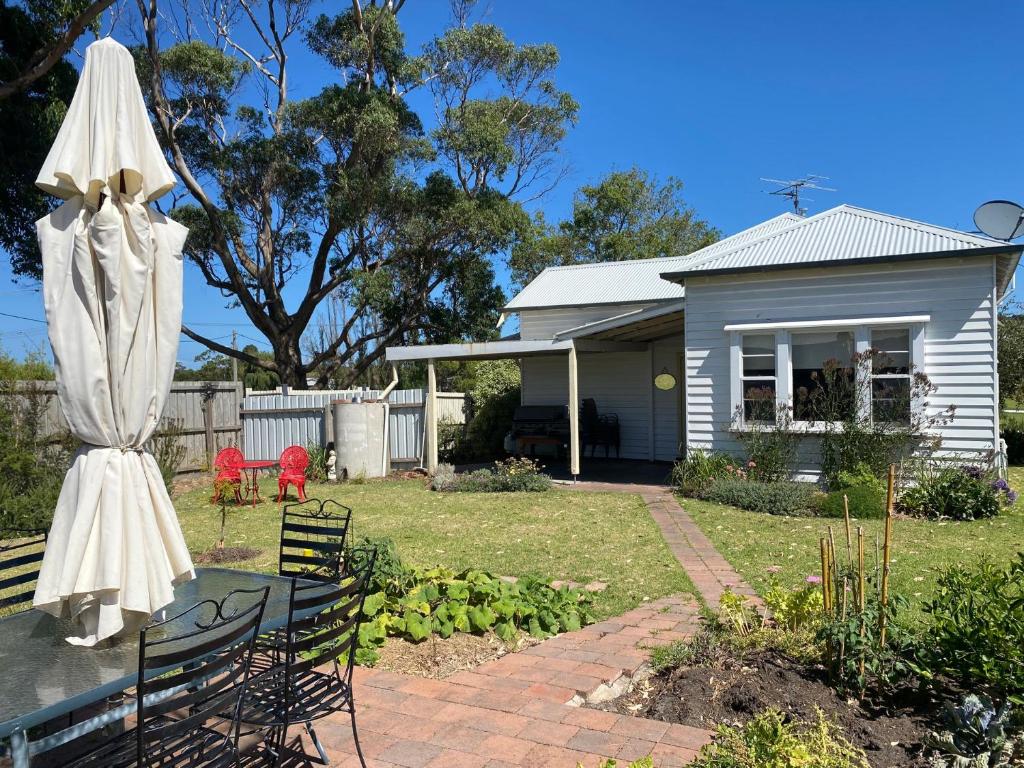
[299,485,751,767]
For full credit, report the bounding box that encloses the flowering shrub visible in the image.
[899,465,1013,520]
[430,458,551,493]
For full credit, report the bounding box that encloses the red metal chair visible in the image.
[277,445,309,503]
[212,446,244,504]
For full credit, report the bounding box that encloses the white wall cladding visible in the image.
[520,338,683,462]
[652,339,684,461]
[518,304,651,340]
[684,256,999,475]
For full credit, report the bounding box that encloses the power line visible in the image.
[0,311,45,324]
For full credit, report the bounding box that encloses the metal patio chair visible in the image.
[278,499,352,582]
[239,547,377,767]
[65,585,270,768]
[0,529,46,613]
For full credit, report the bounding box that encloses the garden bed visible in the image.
[600,645,940,767]
[374,631,538,679]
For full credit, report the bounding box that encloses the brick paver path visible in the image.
[308,483,754,767]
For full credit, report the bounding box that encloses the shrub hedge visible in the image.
[702,478,818,516]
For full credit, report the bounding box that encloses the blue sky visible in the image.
[2,0,1022,363]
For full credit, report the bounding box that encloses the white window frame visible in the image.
[868,326,920,425]
[727,316,927,430]
[736,331,778,424]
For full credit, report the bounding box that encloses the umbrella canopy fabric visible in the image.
[32,37,195,646]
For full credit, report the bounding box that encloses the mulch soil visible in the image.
[375,631,540,679]
[600,648,945,768]
[194,546,263,564]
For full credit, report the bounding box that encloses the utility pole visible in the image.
[231,330,238,384]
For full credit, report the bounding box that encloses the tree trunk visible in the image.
[275,337,308,389]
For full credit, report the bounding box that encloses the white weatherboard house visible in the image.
[387,205,1023,480]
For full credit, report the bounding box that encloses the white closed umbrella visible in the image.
[32,37,195,646]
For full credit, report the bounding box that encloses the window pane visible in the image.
[791,331,855,420]
[742,334,775,376]
[872,378,911,424]
[743,380,776,423]
[872,328,910,374]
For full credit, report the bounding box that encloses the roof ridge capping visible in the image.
[532,211,804,275]
[661,203,1013,280]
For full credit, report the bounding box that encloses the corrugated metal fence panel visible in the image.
[388,388,423,463]
[241,388,466,464]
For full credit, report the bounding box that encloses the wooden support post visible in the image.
[202,396,216,470]
[568,343,580,478]
[426,359,438,474]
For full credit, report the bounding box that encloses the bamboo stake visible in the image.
[820,537,832,615]
[839,576,849,671]
[857,526,866,684]
[879,464,896,647]
[827,526,837,608]
[843,494,853,566]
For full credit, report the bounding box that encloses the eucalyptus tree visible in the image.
[135,0,577,388]
[510,167,719,287]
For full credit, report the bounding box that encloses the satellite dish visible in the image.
[974,200,1024,241]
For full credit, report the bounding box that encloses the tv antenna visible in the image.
[761,174,836,216]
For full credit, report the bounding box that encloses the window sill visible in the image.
[729,423,931,437]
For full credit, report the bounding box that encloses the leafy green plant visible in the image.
[690,708,869,768]
[671,449,735,497]
[305,442,328,483]
[926,694,1017,768]
[703,478,818,516]
[0,377,74,531]
[916,555,1024,703]
[818,588,913,694]
[733,402,799,483]
[351,537,594,665]
[899,466,1003,521]
[576,758,654,768]
[148,418,187,493]
[832,463,885,494]
[816,484,886,519]
[763,577,823,633]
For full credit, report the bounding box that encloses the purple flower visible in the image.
[962,465,984,480]
[1008,490,1019,505]
[992,478,1010,492]
[806,575,822,584]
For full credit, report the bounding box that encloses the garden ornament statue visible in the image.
[327,445,337,482]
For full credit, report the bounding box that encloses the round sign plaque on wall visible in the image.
[654,372,676,391]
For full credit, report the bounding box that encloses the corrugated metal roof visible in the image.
[503,213,802,310]
[662,204,1005,278]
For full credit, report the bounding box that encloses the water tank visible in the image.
[332,401,390,479]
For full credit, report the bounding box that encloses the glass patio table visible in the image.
[0,567,327,767]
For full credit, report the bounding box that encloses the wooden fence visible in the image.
[8,380,243,473]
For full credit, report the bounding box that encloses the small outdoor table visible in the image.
[0,567,326,767]
[239,459,278,507]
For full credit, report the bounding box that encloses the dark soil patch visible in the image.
[599,648,943,768]
[194,546,263,564]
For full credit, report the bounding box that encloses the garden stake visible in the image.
[820,536,833,673]
[857,526,866,685]
[839,576,849,672]
[879,464,895,648]
[843,494,853,566]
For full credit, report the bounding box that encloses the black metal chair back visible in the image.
[278,499,352,581]
[134,586,269,766]
[0,529,46,612]
[282,546,376,702]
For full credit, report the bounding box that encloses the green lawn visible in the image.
[174,479,694,620]
[684,467,1024,622]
